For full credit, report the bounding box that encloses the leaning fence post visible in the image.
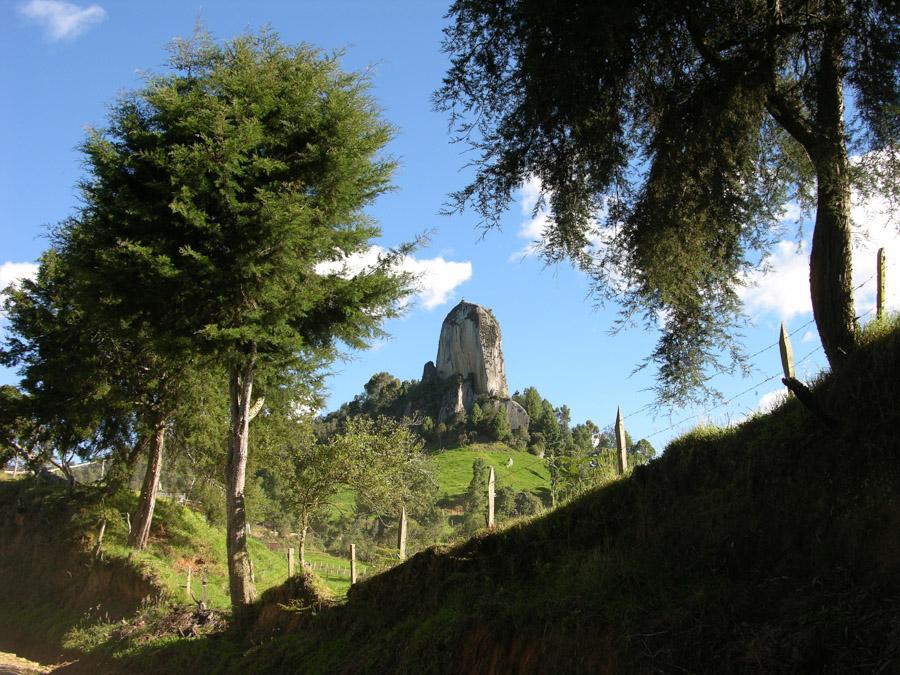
[487,466,496,528]
[288,546,295,577]
[779,322,795,387]
[877,247,886,321]
[92,519,107,560]
[350,544,357,585]
[398,507,408,560]
[615,407,628,475]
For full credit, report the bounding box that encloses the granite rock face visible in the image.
[437,375,476,423]
[436,301,508,398]
[430,301,528,433]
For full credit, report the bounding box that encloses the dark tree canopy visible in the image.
[437,0,899,405]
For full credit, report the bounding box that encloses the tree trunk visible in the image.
[128,420,166,550]
[225,346,257,609]
[299,521,308,565]
[809,8,857,367]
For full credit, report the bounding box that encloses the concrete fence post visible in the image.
[487,466,496,528]
[615,407,628,475]
[398,507,408,560]
[779,322,795,381]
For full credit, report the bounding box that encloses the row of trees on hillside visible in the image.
[0,30,418,610]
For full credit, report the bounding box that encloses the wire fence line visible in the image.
[621,315,820,424]
[622,260,892,443]
[642,343,824,442]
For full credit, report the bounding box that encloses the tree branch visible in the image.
[765,86,817,153]
[248,397,265,422]
[685,14,724,69]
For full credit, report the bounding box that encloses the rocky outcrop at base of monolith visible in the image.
[493,399,530,431]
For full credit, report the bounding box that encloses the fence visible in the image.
[616,248,896,451]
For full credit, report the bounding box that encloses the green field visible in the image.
[303,549,369,595]
[323,442,551,520]
[430,442,550,502]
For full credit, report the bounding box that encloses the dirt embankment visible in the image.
[0,486,165,663]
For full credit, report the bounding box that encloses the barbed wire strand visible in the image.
[623,269,887,428]
[642,342,825,441]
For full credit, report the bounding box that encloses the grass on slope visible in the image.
[321,442,550,521]
[430,442,550,501]
[94,492,294,609]
[0,482,365,610]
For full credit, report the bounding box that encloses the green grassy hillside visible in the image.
[93,318,900,674]
[430,443,550,501]
[325,441,550,521]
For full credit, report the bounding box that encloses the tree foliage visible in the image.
[53,29,413,607]
[268,415,434,552]
[437,0,900,405]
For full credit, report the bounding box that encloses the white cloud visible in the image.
[801,330,815,344]
[401,254,473,309]
[755,388,788,415]
[0,261,38,294]
[848,191,900,317]
[316,247,472,311]
[738,239,812,320]
[509,176,550,261]
[19,0,106,41]
[0,261,38,322]
[739,190,900,323]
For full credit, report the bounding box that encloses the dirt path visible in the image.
[0,651,55,674]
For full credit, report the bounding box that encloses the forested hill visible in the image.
[319,371,655,467]
[89,318,900,673]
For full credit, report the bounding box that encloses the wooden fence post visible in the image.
[200,571,207,611]
[398,507,408,560]
[350,544,357,585]
[487,466,496,528]
[877,247,886,321]
[92,519,107,560]
[186,567,192,600]
[779,322,795,381]
[288,547,295,577]
[615,408,628,475]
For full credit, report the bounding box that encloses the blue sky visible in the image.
[2,0,898,450]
